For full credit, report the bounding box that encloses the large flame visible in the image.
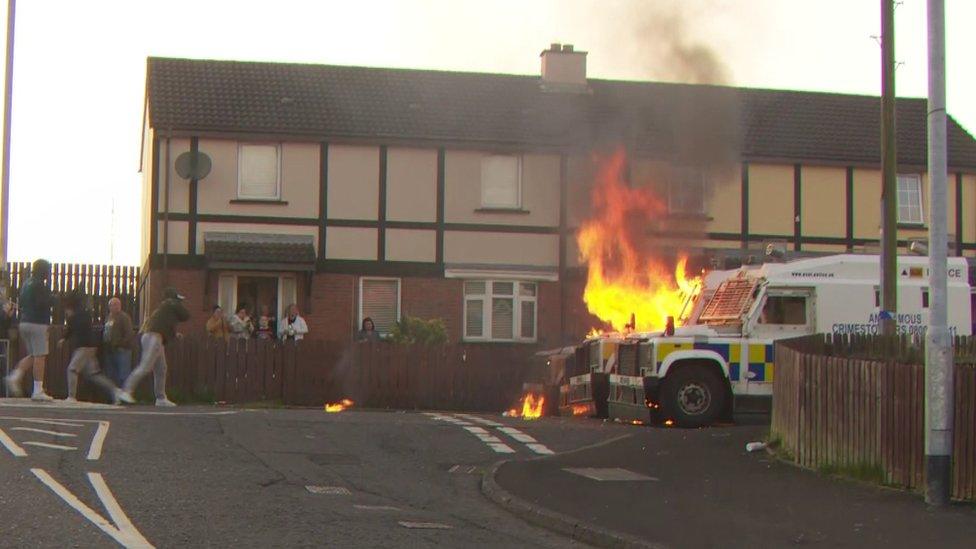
[577,151,703,333]
[504,393,545,419]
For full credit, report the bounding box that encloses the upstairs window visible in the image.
[481,155,521,208]
[897,174,923,224]
[668,167,706,215]
[239,144,281,200]
[359,278,401,336]
[464,280,537,342]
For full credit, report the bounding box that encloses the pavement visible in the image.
[491,420,976,549]
[1,397,973,549]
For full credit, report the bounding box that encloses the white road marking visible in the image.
[23,441,78,451]
[475,434,504,443]
[353,504,401,511]
[488,442,516,453]
[31,468,155,548]
[88,472,155,547]
[462,426,489,435]
[398,521,453,530]
[562,467,659,481]
[497,427,538,443]
[526,443,555,455]
[493,425,554,455]
[305,485,351,495]
[87,421,110,461]
[14,418,85,428]
[0,426,27,457]
[454,414,503,427]
[11,427,77,438]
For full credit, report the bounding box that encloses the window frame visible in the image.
[358,277,402,336]
[480,154,522,209]
[667,167,706,215]
[896,173,924,225]
[237,142,283,201]
[216,272,297,321]
[462,280,538,343]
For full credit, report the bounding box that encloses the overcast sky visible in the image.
[2,0,974,265]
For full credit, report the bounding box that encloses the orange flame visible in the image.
[570,404,590,416]
[325,398,354,413]
[576,151,703,333]
[504,393,545,419]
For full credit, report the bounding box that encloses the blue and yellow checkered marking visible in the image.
[656,341,775,382]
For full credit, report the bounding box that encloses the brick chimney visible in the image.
[540,43,588,90]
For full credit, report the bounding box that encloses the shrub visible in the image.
[390,316,448,345]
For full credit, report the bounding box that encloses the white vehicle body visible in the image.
[596,255,972,425]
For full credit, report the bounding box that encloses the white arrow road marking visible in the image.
[22,441,77,451]
[87,421,110,461]
[0,426,27,457]
[11,427,77,437]
[31,468,154,548]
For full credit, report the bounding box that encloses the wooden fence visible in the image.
[6,330,539,413]
[5,262,141,323]
[771,334,976,501]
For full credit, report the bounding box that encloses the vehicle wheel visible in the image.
[660,365,727,428]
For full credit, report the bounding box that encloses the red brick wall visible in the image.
[305,273,357,341]
[144,268,208,337]
[143,268,600,346]
[400,277,463,340]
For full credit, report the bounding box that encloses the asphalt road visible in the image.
[0,399,621,549]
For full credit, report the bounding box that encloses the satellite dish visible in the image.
[175,151,212,180]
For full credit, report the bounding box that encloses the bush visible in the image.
[390,316,448,345]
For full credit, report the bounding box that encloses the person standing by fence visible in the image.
[5,259,54,401]
[119,287,189,407]
[279,304,308,341]
[102,297,135,386]
[228,305,253,339]
[62,290,130,405]
[206,305,230,341]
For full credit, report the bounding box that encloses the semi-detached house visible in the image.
[139,44,976,345]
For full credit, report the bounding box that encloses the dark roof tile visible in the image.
[146,57,976,169]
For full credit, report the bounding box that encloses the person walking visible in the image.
[62,290,130,405]
[5,259,54,401]
[119,287,189,407]
[278,304,308,341]
[102,297,135,386]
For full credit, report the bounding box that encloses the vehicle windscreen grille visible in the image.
[699,277,759,324]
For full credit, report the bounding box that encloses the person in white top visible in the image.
[278,304,309,341]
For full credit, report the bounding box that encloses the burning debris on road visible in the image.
[504,393,545,420]
[325,399,354,413]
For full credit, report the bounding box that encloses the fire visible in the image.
[504,393,545,419]
[576,151,703,333]
[325,398,354,413]
[570,404,590,416]
[664,419,675,427]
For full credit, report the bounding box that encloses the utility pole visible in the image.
[880,0,898,336]
[925,0,952,507]
[0,0,15,298]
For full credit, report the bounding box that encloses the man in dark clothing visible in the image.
[62,290,130,405]
[120,287,189,406]
[5,259,54,401]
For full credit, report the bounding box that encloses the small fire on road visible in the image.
[504,394,545,420]
[570,404,590,417]
[325,399,354,413]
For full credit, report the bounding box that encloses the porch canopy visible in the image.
[203,232,316,271]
